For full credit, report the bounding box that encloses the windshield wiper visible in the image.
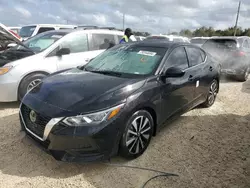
[89,70,122,77]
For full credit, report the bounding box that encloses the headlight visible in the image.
[63,104,125,126]
[0,66,13,75]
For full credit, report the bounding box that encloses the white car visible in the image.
[19,24,77,41]
[0,27,124,102]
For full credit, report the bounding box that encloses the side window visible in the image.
[37,27,55,34]
[166,47,189,70]
[48,33,88,56]
[92,34,116,50]
[243,40,250,48]
[185,47,203,67]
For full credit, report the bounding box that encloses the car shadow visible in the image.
[242,79,250,94]
[0,112,249,188]
[0,102,20,110]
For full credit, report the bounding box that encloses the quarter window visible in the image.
[185,47,203,67]
[91,34,116,50]
[166,47,189,70]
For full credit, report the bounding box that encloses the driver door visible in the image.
[160,46,196,123]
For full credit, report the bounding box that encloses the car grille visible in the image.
[20,104,52,139]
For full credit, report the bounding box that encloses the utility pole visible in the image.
[123,13,125,31]
[234,1,241,36]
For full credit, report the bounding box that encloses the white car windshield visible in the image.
[14,32,68,53]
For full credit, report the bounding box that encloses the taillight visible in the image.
[235,51,245,56]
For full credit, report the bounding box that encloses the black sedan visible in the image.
[20,41,220,162]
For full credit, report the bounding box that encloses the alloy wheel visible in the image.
[126,116,152,154]
[27,79,41,92]
[208,81,218,105]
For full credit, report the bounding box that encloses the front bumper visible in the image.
[0,73,18,102]
[19,107,125,162]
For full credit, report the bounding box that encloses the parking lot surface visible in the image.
[0,79,249,188]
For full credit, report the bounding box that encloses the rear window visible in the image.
[203,39,237,50]
[19,26,36,38]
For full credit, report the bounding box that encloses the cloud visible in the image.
[14,7,32,18]
[1,0,249,33]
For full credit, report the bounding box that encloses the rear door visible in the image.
[185,46,207,99]
[160,46,196,121]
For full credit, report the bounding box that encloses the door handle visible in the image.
[188,75,194,81]
[209,66,213,71]
[85,59,90,62]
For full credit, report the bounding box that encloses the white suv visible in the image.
[0,28,124,102]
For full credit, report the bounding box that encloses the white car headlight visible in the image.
[0,66,13,75]
[63,104,125,126]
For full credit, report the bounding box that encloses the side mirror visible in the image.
[56,48,70,56]
[164,67,185,77]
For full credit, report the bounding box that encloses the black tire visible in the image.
[18,73,47,101]
[237,68,249,82]
[119,110,154,159]
[202,79,219,108]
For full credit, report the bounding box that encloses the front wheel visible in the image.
[119,110,154,159]
[18,73,46,101]
[202,79,219,108]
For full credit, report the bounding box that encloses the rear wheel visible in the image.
[18,73,47,101]
[119,110,154,159]
[202,79,219,108]
[237,68,249,82]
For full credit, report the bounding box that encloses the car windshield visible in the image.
[85,45,167,77]
[13,32,67,53]
[19,26,36,38]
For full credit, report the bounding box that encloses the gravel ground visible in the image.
[0,79,249,188]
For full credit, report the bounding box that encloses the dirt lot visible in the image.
[0,79,249,188]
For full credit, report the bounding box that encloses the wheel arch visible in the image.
[17,70,50,99]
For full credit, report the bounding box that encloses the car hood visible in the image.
[0,23,23,48]
[22,68,146,117]
[0,48,35,67]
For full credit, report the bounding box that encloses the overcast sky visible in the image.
[1,0,250,33]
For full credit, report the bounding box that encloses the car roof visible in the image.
[21,24,76,27]
[130,40,197,49]
[209,36,249,40]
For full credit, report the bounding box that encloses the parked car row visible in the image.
[0,23,247,162]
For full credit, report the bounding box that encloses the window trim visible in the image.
[160,46,190,74]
